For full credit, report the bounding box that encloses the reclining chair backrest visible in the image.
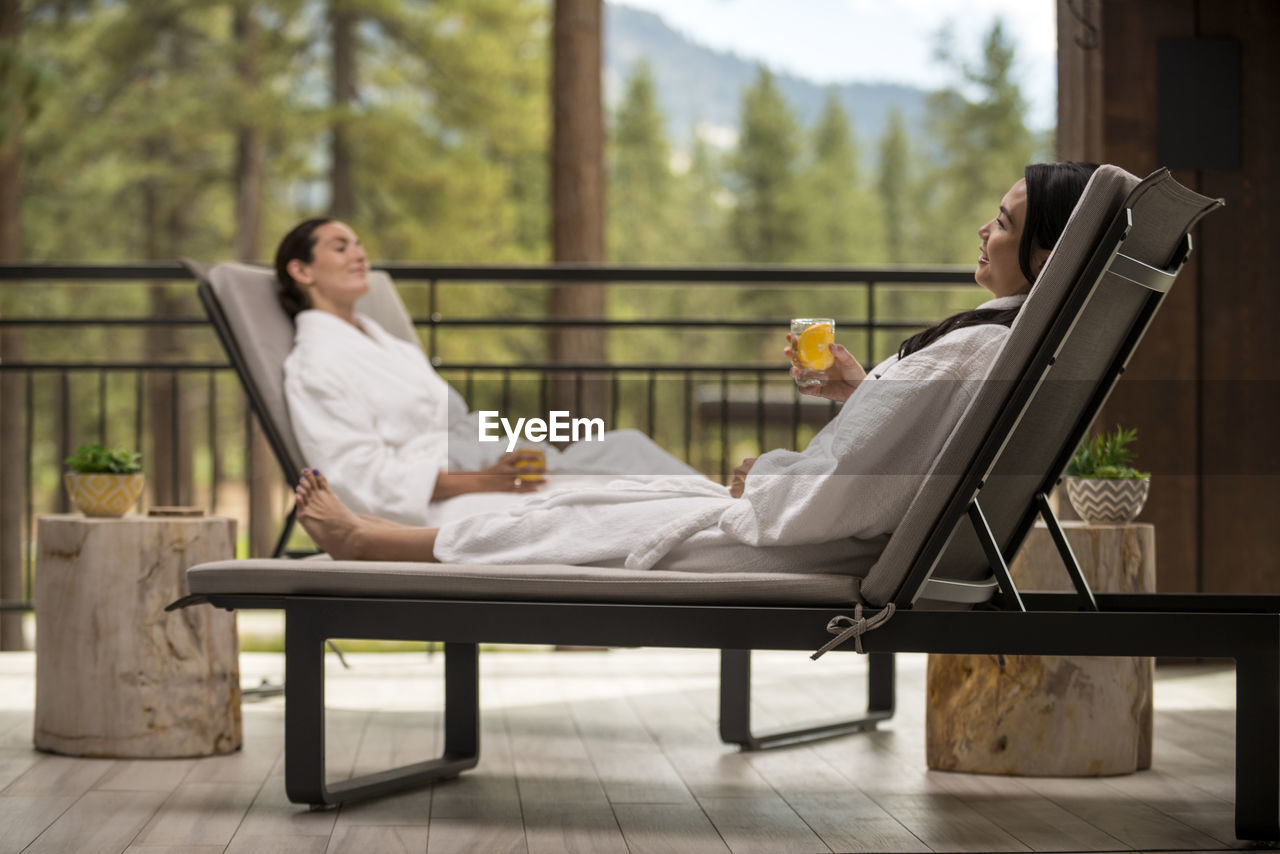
[860,166,1223,608]
[188,260,419,485]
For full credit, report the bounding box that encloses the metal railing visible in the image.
[0,261,978,643]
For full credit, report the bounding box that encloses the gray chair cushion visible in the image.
[191,260,419,477]
[188,558,862,606]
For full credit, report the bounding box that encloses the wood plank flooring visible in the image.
[0,647,1249,853]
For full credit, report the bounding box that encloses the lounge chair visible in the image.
[186,254,867,759]
[184,259,420,557]
[173,168,1275,840]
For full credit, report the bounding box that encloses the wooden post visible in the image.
[329,0,357,220]
[234,3,281,556]
[0,0,26,650]
[550,0,607,419]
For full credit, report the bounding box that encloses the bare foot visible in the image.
[295,469,371,559]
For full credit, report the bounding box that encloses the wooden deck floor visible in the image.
[0,647,1246,853]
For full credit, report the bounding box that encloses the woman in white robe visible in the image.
[276,220,698,525]
[290,163,1098,571]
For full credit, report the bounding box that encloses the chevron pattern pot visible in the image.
[63,472,145,517]
[1064,476,1150,523]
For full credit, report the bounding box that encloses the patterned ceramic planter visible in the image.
[1064,476,1150,523]
[63,472,145,517]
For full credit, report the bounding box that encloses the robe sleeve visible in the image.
[715,328,1006,548]
[284,360,441,524]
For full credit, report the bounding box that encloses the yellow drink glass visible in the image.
[513,448,546,484]
[790,318,835,388]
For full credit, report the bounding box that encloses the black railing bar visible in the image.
[0,318,212,327]
[23,372,34,591]
[58,370,70,513]
[433,363,823,373]
[427,277,439,360]
[1,362,235,371]
[97,370,107,443]
[4,361,872,374]
[683,374,693,464]
[719,370,730,480]
[0,316,936,332]
[611,373,620,431]
[170,371,180,503]
[0,262,189,280]
[0,261,975,284]
[421,318,930,330]
[646,370,656,438]
[209,370,219,514]
[383,263,975,284]
[133,372,143,462]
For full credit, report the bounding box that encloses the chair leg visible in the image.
[283,613,480,807]
[1234,648,1280,841]
[271,503,298,558]
[718,649,895,750]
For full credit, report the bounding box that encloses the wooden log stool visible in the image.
[34,514,242,758]
[926,521,1155,776]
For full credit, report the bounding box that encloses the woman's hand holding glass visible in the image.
[783,334,868,403]
[480,450,546,493]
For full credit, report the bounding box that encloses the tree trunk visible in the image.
[329,1,356,219]
[234,6,264,263]
[233,3,279,555]
[0,0,26,649]
[143,146,194,508]
[550,0,606,418]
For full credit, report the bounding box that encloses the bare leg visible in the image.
[296,470,440,561]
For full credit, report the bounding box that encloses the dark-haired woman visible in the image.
[275,219,698,526]
[291,163,1098,569]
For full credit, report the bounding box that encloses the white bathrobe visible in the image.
[283,310,698,524]
[433,295,1024,575]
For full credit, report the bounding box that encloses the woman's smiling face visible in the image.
[287,221,370,315]
[975,179,1032,298]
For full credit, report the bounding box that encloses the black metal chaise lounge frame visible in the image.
[174,168,1280,841]
[186,253,892,751]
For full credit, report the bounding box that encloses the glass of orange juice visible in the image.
[790,318,835,388]
[513,448,546,484]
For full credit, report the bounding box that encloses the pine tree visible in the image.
[607,60,670,264]
[729,66,803,263]
[877,107,913,265]
[799,90,884,263]
[921,18,1037,263]
[341,0,551,262]
[672,132,730,263]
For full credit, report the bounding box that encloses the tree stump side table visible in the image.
[926,521,1155,776]
[34,514,242,758]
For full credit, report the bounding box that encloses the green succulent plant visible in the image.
[65,444,143,475]
[1065,426,1148,479]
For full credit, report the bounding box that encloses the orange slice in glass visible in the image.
[797,322,835,370]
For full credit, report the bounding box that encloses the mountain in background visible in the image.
[604,3,930,151]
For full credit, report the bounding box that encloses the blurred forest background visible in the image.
[0,0,1051,574]
[1,0,1048,266]
[0,0,1052,372]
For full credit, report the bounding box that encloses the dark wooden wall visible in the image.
[1057,0,1280,593]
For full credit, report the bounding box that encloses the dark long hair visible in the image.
[897,162,1098,360]
[274,218,333,318]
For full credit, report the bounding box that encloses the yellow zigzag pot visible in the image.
[1064,476,1150,524]
[63,472,145,518]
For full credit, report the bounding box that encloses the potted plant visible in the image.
[64,444,145,518]
[1063,426,1150,523]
